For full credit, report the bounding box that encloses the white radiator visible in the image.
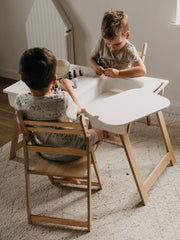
[26,0,74,63]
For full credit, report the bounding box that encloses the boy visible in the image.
[15,47,103,183]
[90,10,146,78]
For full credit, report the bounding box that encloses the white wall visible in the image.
[0,0,34,79]
[0,0,180,114]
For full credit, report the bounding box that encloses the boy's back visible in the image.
[15,47,102,162]
[15,91,77,122]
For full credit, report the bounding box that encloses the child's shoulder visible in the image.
[125,41,137,52]
[15,93,30,102]
[124,41,140,61]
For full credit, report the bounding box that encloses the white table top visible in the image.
[84,89,170,133]
[3,65,170,133]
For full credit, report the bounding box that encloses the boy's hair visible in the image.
[101,10,129,39]
[19,47,56,90]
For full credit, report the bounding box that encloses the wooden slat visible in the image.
[144,153,171,192]
[24,120,81,128]
[27,126,83,135]
[10,120,22,159]
[30,156,87,178]
[156,111,176,165]
[30,215,88,228]
[120,132,149,205]
[52,178,100,187]
[27,145,86,156]
[80,114,91,139]
[24,138,32,224]
[91,151,103,189]
[106,135,122,144]
[17,140,23,150]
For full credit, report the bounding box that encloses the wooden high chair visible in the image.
[17,111,103,232]
[138,42,148,64]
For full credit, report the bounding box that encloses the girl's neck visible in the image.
[30,86,51,97]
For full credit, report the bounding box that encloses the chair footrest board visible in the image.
[52,178,101,187]
[31,215,88,228]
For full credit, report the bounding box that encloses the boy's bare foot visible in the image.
[62,177,81,185]
[103,131,109,139]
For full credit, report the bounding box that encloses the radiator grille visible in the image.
[26,0,69,60]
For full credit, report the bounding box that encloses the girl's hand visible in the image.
[104,68,119,78]
[61,78,81,115]
[60,78,73,91]
[96,65,105,75]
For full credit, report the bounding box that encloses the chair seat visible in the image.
[34,143,98,178]
[34,156,87,178]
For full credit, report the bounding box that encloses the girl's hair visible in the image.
[101,10,129,39]
[19,47,56,90]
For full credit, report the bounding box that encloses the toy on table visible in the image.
[68,71,73,79]
[52,65,84,93]
[67,70,79,88]
[51,79,62,94]
[73,69,77,78]
[73,70,78,88]
[79,67,83,76]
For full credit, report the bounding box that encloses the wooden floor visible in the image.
[0,77,16,147]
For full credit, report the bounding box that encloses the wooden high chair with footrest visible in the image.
[17,111,103,232]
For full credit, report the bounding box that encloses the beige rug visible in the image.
[0,112,180,240]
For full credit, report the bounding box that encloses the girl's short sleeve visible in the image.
[127,44,141,64]
[61,91,77,122]
[91,37,102,58]
[14,95,22,110]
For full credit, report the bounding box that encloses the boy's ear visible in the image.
[126,31,130,39]
[51,75,57,85]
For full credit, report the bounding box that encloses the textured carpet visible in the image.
[0,112,180,240]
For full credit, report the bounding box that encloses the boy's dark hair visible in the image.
[101,10,129,39]
[19,47,56,90]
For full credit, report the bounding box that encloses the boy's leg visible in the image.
[91,128,103,142]
[89,128,104,151]
[60,128,103,184]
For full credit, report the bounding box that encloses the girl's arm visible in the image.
[89,54,105,75]
[104,59,147,78]
[61,78,81,115]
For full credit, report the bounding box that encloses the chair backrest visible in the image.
[17,111,92,162]
[138,42,148,63]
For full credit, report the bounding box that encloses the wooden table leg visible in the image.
[10,120,23,159]
[120,111,176,205]
[120,132,149,205]
[156,111,176,165]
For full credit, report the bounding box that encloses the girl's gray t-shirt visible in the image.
[92,38,140,70]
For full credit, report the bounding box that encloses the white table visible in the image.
[3,65,176,205]
[83,88,176,205]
